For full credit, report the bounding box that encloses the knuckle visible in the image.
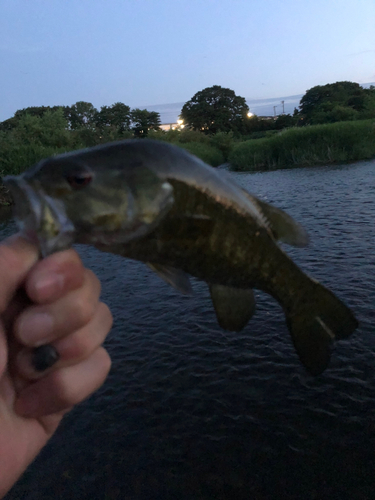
[98,348,112,377]
[73,304,113,356]
[70,331,92,359]
[73,293,97,326]
[100,302,113,330]
[49,248,81,267]
[55,349,111,407]
[50,371,79,408]
[74,304,113,355]
[86,269,101,296]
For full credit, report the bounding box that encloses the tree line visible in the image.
[0,101,163,175]
[0,80,374,177]
[0,101,161,139]
[1,80,373,142]
[179,82,375,136]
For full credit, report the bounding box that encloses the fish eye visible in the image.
[66,171,93,190]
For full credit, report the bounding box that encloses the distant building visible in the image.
[160,123,177,131]
[160,117,276,131]
[159,120,185,131]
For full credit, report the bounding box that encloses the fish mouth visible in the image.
[3,175,75,257]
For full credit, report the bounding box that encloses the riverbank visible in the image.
[1,119,374,206]
[228,119,375,171]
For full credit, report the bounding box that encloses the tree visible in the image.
[179,85,249,134]
[95,102,131,133]
[241,115,275,136]
[65,101,98,130]
[0,106,63,131]
[361,86,375,118]
[12,109,71,148]
[130,109,161,137]
[14,105,64,120]
[299,81,370,124]
[0,109,73,175]
[0,116,18,132]
[274,113,296,130]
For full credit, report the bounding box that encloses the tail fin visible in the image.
[286,282,358,375]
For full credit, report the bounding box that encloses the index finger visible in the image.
[24,249,85,305]
[0,235,39,313]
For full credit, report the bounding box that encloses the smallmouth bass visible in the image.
[3,140,358,375]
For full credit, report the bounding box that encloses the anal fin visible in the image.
[209,284,256,332]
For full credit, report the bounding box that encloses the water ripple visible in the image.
[3,159,375,500]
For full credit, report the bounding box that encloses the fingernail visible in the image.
[17,345,60,377]
[32,345,60,372]
[17,312,54,345]
[34,272,65,297]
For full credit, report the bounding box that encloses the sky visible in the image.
[1,0,374,122]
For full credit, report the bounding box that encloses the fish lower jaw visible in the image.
[17,227,74,257]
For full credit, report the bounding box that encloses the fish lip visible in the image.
[3,175,76,257]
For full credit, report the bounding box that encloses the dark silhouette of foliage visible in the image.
[95,102,131,133]
[1,81,374,180]
[274,114,296,130]
[0,109,73,175]
[65,101,98,130]
[242,115,275,136]
[0,106,64,131]
[299,81,375,124]
[180,85,249,134]
[131,109,161,137]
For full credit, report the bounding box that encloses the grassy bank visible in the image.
[228,119,375,171]
[0,127,227,205]
[147,129,230,166]
[0,129,226,179]
[2,118,375,206]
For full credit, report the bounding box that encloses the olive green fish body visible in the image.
[89,167,357,375]
[3,140,358,374]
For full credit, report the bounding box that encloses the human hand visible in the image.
[0,235,112,497]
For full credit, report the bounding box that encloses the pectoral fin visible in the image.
[209,284,256,332]
[242,190,309,247]
[147,263,193,295]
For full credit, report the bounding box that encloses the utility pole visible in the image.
[281,100,285,114]
[273,105,277,117]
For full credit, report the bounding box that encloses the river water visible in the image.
[4,159,375,499]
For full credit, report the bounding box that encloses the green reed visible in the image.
[228,119,375,171]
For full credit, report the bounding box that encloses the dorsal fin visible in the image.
[241,190,309,247]
[209,284,256,332]
[147,263,193,295]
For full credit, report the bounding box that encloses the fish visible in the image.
[3,139,358,375]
